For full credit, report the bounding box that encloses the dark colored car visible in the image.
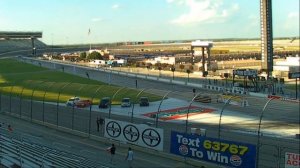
[99,97,110,108]
[194,95,212,103]
[139,97,149,106]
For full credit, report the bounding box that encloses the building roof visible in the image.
[0,31,42,39]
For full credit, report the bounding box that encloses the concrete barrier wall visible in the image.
[186,82,202,88]
[158,78,171,83]
[249,92,268,98]
[136,74,145,78]
[171,80,185,85]
[127,73,135,77]
[21,57,256,97]
[147,76,157,80]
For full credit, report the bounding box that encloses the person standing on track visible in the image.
[8,124,13,132]
[96,117,100,132]
[109,143,116,164]
[125,147,133,168]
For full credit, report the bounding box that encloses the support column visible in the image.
[191,46,195,65]
[207,47,211,70]
[31,38,36,56]
[202,47,205,77]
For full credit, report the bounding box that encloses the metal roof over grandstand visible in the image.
[0,31,42,39]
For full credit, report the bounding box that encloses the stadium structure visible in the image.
[0,31,46,55]
[260,0,274,78]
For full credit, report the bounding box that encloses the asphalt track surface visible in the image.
[1,56,299,168]
[23,57,299,124]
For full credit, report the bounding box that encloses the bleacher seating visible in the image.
[0,127,106,168]
[0,39,47,53]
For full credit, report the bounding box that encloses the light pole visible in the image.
[171,67,175,80]
[108,69,112,85]
[185,93,202,133]
[146,65,150,76]
[186,69,191,82]
[108,87,125,118]
[224,73,229,88]
[131,89,146,123]
[158,67,162,78]
[51,33,53,57]
[296,78,298,99]
[88,86,103,136]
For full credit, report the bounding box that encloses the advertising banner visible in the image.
[104,118,163,151]
[285,152,300,168]
[288,72,300,79]
[170,131,256,168]
[233,69,257,77]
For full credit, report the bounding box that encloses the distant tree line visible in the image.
[80,51,103,60]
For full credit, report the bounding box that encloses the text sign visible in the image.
[233,69,257,77]
[170,131,256,168]
[285,152,300,168]
[288,72,300,79]
[233,70,244,76]
[104,118,163,151]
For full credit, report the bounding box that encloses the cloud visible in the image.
[284,11,299,30]
[167,0,185,5]
[91,18,103,22]
[232,3,239,11]
[242,14,260,35]
[166,0,174,3]
[288,12,299,18]
[248,14,259,26]
[0,13,13,29]
[112,4,120,9]
[169,0,239,25]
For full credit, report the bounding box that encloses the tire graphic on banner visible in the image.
[104,118,164,151]
[123,124,139,142]
[142,128,161,147]
[106,121,121,138]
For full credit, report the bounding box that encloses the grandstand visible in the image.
[0,126,105,168]
[0,31,47,54]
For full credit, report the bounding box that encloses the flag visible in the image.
[88,28,91,36]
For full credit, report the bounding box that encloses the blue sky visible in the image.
[0,0,299,44]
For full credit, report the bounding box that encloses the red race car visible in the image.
[75,100,92,108]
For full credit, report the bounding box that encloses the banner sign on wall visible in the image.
[285,152,299,168]
[170,131,256,168]
[104,118,164,151]
[233,69,257,77]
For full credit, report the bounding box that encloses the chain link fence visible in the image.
[0,80,299,167]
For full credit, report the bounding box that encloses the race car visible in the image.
[75,99,92,108]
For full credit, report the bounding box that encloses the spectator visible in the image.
[8,124,13,132]
[109,144,116,164]
[96,117,100,132]
[125,147,134,168]
[99,117,104,126]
